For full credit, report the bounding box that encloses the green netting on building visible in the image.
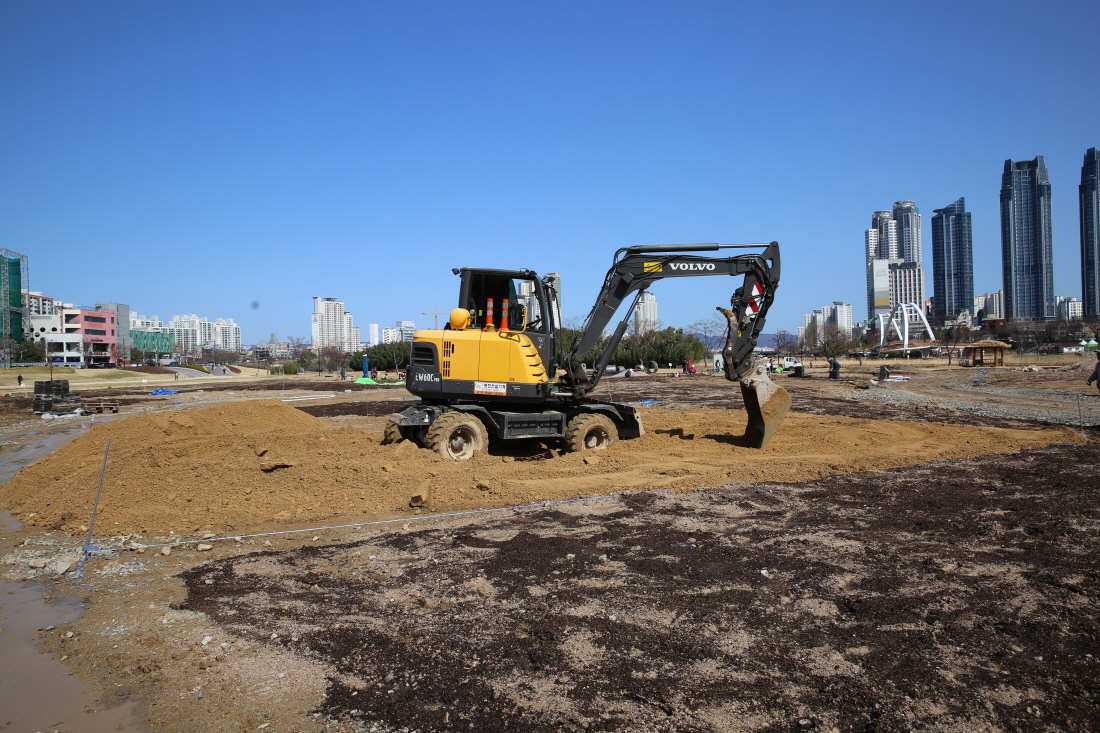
[3,256,24,342]
[131,330,175,352]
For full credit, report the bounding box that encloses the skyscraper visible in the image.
[865,203,925,321]
[930,198,974,325]
[1000,157,1055,320]
[1081,148,1100,317]
[865,210,898,320]
[634,291,658,334]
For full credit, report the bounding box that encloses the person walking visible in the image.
[16,373,22,388]
[1087,352,1100,394]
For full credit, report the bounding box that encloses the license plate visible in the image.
[474,381,507,395]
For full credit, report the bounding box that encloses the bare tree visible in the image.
[773,330,798,355]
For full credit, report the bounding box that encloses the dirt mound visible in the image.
[0,400,1085,536]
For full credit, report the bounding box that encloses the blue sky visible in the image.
[2,1,1097,344]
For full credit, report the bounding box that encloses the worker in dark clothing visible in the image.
[827,357,841,380]
[1087,352,1100,394]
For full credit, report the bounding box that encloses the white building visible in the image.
[798,301,853,347]
[634,291,658,334]
[396,320,416,341]
[381,327,400,344]
[974,291,1005,320]
[21,290,56,316]
[212,318,242,352]
[311,297,361,353]
[516,280,541,325]
[368,323,380,346]
[1056,296,1083,321]
[130,313,165,329]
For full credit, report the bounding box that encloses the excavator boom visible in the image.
[560,242,790,448]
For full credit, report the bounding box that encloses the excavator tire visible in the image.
[382,422,427,446]
[382,422,404,445]
[425,412,488,460]
[564,413,617,452]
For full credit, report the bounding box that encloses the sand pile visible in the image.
[0,399,1085,536]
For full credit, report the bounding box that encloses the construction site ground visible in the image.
[0,362,1098,733]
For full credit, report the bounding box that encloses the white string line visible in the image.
[84,489,676,555]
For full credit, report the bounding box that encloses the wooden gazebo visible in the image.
[960,340,1012,367]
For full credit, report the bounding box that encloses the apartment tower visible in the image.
[1082,147,1100,316]
[865,203,925,321]
[930,198,974,325]
[1000,157,1055,320]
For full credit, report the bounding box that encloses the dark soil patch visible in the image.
[189,379,396,393]
[179,441,1100,733]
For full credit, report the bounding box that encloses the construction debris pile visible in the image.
[0,399,1083,537]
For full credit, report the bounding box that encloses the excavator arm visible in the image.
[560,241,789,448]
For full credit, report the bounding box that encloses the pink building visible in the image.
[61,308,118,366]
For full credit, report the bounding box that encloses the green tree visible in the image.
[14,338,45,363]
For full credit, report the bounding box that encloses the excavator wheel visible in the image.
[564,413,617,452]
[425,412,488,460]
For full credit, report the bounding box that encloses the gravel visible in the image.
[855,382,1100,427]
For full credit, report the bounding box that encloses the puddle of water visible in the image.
[0,580,150,732]
[0,413,127,486]
[1,415,149,732]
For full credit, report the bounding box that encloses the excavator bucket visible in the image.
[737,361,791,448]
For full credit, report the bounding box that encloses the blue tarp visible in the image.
[149,388,178,395]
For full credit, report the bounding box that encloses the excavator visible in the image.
[384,242,790,459]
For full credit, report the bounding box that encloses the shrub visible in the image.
[283,361,299,375]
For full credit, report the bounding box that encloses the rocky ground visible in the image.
[0,364,1097,733]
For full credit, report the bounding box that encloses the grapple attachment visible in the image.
[737,361,791,449]
[718,283,790,448]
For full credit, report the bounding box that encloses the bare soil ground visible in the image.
[0,368,1097,733]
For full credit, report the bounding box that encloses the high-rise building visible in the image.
[1056,296,1083,321]
[865,204,925,320]
[930,198,974,325]
[381,327,399,344]
[798,302,853,347]
[544,273,562,326]
[368,323,379,346]
[1081,147,1100,317]
[212,318,242,353]
[1,250,27,343]
[634,291,658,334]
[311,297,360,352]
[516,280,541,325]
[831,301,853,334]
[1000,156,1055,320]
[974,291,1005,321]
[396,320,416,342]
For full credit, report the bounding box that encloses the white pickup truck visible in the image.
[778,356,802,370]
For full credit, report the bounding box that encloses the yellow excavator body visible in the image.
[413,328,549,387]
